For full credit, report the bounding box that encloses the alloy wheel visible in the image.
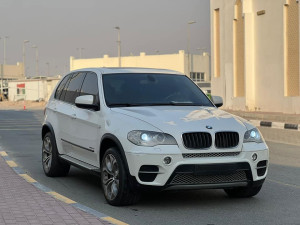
[102,154,120,201]
[42,136,52,172]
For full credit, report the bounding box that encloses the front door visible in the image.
[66,72,102,167]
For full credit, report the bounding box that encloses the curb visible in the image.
[249,120,300,131]
[0,151,129,225]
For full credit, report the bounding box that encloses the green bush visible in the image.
[206,93,212,100]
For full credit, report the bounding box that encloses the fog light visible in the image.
[163,156,172,165]
[252,153,258,161]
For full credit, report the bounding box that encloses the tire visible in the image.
[101,147,140,206]
[224,184,263,198]
[42,132,70,177]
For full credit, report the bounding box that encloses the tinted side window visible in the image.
[54,74,70,99]
[59,73,73,101]
[64,72,86,104]
[80,72,99,105]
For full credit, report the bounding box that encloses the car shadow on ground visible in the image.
[65,167,263,209]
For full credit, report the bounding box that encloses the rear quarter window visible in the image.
[54,74,71,99]
[63,72,86,104]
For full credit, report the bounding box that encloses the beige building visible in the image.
[210,0,300,113]
[70,50,211,93]
[8,77,60,101]
[0,62,25,97]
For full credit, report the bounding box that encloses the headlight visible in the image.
[243,128,263,143]
[127,130,177,147]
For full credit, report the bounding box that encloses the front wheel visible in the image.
[224,184,263,198]
[42,132,70,177]
[101,147,140,206]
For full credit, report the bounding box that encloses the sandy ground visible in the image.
[0,100,46,110]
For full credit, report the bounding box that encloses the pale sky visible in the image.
[0,0,210,76]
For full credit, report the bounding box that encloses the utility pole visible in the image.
[114,26,121,67]
[23,40,30,77]
[187,21,196,77]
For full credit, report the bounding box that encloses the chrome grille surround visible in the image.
[170,171,247,185]
[182,152,240,158]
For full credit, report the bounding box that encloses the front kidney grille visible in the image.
[182,132,212,149]
[215,132,239,148]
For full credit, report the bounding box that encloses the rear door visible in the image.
[48,74,71,154]
[55,72,86,155]
[69,72,101,166]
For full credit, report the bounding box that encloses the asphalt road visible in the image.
[0,110,299,225]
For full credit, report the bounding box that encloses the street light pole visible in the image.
[187,21,196,77]
[32,45,39,77]
[114,26,121,67]
[32,45,40,100]
[23,40,30,78]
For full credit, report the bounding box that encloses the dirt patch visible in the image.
[0,100,46,110]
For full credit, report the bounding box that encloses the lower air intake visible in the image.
[182,152,240,158]
[170,171,247,185]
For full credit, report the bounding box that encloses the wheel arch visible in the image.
[100,134,130,173]
[41,123,57,148]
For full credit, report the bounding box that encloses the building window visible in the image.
[284,0,299,96]
[190,72,205,82]
[17,83,25,95]
[233,0,245,97]
[17,88,25,95]
[214,8,221,78]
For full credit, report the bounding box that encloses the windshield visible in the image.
[102,73,214,107]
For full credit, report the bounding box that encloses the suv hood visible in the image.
[111,106,248,134]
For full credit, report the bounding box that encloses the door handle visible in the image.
[71,114,77,119]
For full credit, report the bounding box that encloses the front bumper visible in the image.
[125,145,269,188]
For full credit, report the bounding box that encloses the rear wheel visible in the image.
[42,132,70,177]
[224,184,263,198]
[101,147,140,206]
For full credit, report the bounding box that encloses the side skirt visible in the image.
[59,154,101,177]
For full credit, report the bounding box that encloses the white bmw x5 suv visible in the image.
[42,68,269,206]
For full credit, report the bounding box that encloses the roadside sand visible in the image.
[0,100,46,110]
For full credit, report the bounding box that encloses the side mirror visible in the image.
[75,95,99,111]
[212,96,223,108]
